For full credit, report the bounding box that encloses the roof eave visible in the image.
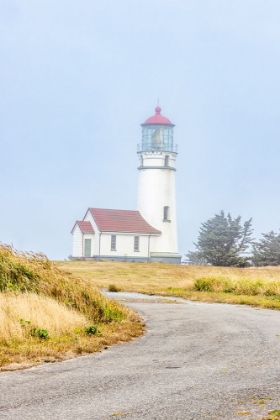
[141,123,175,127]
[71,221,79,235]
[99,230,161,235]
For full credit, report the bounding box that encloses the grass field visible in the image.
[0,245,144,370]
[57,260,280,310]
[3,249,280,371]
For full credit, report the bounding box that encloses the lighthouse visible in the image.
[71,104,181,264]
[137,106,181,264]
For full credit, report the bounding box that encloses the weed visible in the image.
[31,328,49,339]
[261,410,280,420]
[108,284,120,292]
[269,410,280,416]
[85,325,99,335]
[20,319,31,327]
[194,277,215,291]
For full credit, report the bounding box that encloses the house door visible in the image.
[84,239,91,257]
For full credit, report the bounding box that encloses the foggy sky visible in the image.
[1,0,280,259]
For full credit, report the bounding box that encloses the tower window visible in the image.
[163,206,170,221]
[111,235,116,251]
[140,156,144,166]
[164,155,169,166]
[134,236,140,252]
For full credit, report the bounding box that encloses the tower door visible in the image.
[84,239,91,257]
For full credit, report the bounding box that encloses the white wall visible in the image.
[100,233,152,258]
[72,224,95,257]
[139,152,176,169]
[84,211,100,256]
[137,151,178,253]
[72,225,83,257]
[80,209,160,258]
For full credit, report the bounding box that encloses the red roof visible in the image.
[88,208,161,234]
[73,220,95,234]
[142,106,174,126]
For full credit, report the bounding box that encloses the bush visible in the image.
[193,275,280,298]
[194,277,215,291]
[31,328,49,339]
[108,284,119,292]
[85,325,99,335]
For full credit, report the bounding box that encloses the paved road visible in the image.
[1,294,280,419]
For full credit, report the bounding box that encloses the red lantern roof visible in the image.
[142,106,174,126]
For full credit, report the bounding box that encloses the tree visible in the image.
[190,210,253,267]
[252,231,280,266]
[184,251,208,265]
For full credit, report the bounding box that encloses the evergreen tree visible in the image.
[184,251,208,265]
[252,231,280,266]
[191,210,253,267]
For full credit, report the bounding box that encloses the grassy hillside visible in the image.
[57,260,280,310]
[0,245,143,370]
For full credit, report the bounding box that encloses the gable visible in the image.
[71,220,95,234]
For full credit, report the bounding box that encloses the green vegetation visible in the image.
[187,211,280,268]
[0,244,125,323]
[253,231,280,266]
[108,284,120,292]
[59,260,280,310]
[187,210,253,267]
[193,276,280,297]
[261,410,280,420]
[31,328,49,339]
[0,245,143,370]
[85,325,100,335]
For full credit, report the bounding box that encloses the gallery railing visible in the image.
[137,143,178,153]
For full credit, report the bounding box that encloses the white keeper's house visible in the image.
[71,105,181,264]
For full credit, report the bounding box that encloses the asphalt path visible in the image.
[1,293,280,419]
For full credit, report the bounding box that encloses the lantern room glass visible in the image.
[140,125,175,152]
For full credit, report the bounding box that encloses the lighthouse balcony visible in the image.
[137,143,178,154]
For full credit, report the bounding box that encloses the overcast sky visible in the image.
[1,0,280,259]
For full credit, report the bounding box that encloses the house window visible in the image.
[134,236,140,252]
[163,206,170,221]
[111,235,116,251]
[84,239,91,257]
[164,155,169,166]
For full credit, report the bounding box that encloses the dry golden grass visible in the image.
[0,245,144,370]
[0,245,126,323]
[0,306,143,371]
[0,293,89,341]
[57,261,280,310]
[260,411,280,420]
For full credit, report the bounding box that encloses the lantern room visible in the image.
[137,106,178,153]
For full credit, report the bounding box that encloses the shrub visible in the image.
[108,284,119,292]
[193,275,280,299]
[194,277,215,291]
[31,328,49,339]
[85,325,99,335]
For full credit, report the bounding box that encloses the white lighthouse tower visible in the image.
[137,106,181,264]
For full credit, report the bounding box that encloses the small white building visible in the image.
[71,106,181,264]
